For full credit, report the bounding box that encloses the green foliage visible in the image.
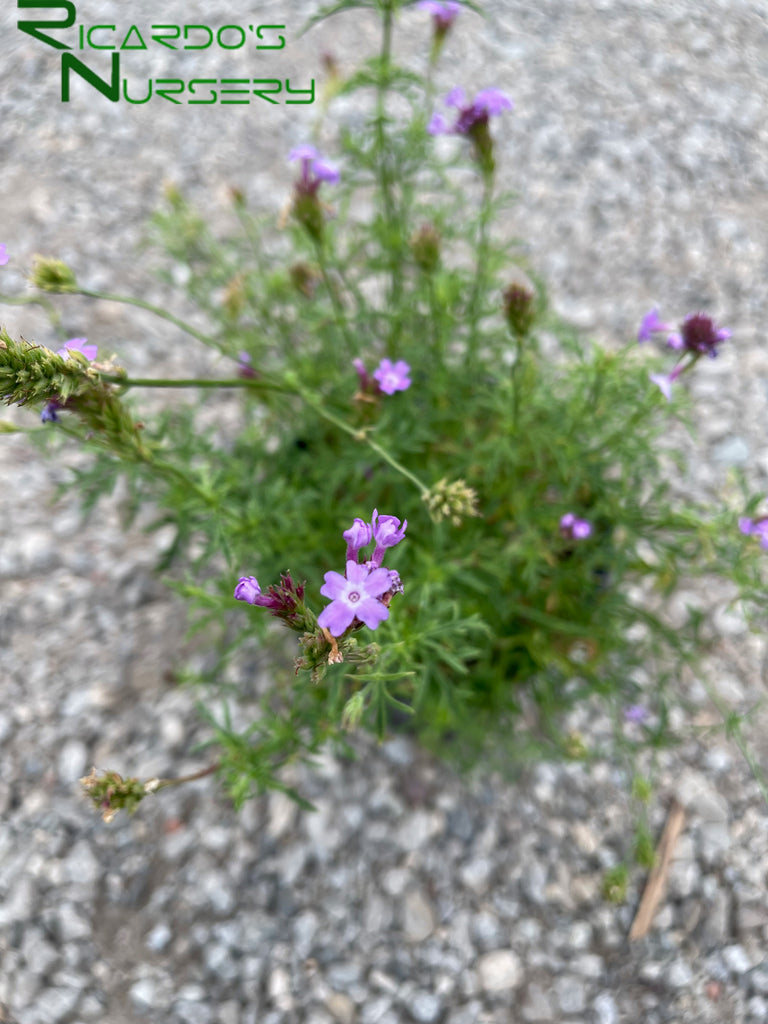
[1,1,766,812]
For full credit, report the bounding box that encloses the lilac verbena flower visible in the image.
[371,509,407,566]
[0,244,8,266]
[673,312,732,358]
[237,351,258,379]
[738,516,768,550]
[40,399,64,424]
[289,144,340,194]
[428,86,513,137]
[373,358,411,395]
[637,307,672,343]
[344,517,374,562]
[560,512,592,540]
[624,704,648,723]
[317,560,393,637]
[638,308,731,358]
[418,0,461,31]
[57,337,98,361]
[234,576,262,604]
[649,363,683,402]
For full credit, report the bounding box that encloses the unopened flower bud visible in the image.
[290,260,320,298]
[503,282,536,338]
[411,223,441,273]
[30,256,77,293]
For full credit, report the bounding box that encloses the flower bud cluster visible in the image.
[422,477,480,526]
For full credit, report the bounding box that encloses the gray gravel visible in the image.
[2,1,768,1022]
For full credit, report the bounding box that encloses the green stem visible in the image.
[101,374,293,395]
[375,0,403,345]
[313,241,356,357]
[152,762,220,792]
[74,288,215,346]
[466,174,495,356]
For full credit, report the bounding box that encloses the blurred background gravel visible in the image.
[1,1,768,1022]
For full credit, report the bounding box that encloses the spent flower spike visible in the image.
[373,358,411,395]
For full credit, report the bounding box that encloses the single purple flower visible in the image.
[0,244,8,266]
[637,307,672,343]
[624,704,648,723]
[371,509,407,566]
[560,513,592,540]
[57,337,98,362]
[289,144,340,193]
[678,312,731,358]
[237,351,258,379]
[344,517,374,563]
[429,86,513,137]
[739,516,768,550]
[317,560,392,636]
[40,399,62,423]
[234,576,262,604]
[418,0,461,30]
[373,358,411,395]
[649,361,683,402]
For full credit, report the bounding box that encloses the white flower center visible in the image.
[348,589,361,604]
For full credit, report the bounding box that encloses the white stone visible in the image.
[476,950,523,992]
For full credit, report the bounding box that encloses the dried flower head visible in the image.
[422,477,480,526]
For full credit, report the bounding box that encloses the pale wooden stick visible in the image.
[629,799,686,941]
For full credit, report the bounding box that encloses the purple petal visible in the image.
[319,569,349,600]
[444,86,466,109]
[637,307,671,343]
[649,372,674,401]
[473,88,513,115]
[288,144,319,163]
[666,332,684,350]
[427,112,449,135]
[317,601,356,636]
[354,597,390,630]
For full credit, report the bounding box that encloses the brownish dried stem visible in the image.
[629,800,686,941]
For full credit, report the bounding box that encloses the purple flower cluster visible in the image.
[638,308,731,401]
[289,144,340,195]
[560,513,592,540]
[739,516,768,550]
[0,244,9,266]
[428,86,512,138]
[354,357,411,397]
[318,510,406,637]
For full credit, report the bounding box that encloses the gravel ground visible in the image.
[2,2,768,1022]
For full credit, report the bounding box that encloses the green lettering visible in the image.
[285,79,315,105]
[221,78,250,104]
[17,0,74,51]
[150,25,180,50]
[183,25,212,50]
[252,79,281,105]
[255,25,285,50]
[86,25,115,50]
[122,78,152,104]
[61,52,120,101]
[120,25,147,50]
[155,78,184,104]
[189,79,217,105]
